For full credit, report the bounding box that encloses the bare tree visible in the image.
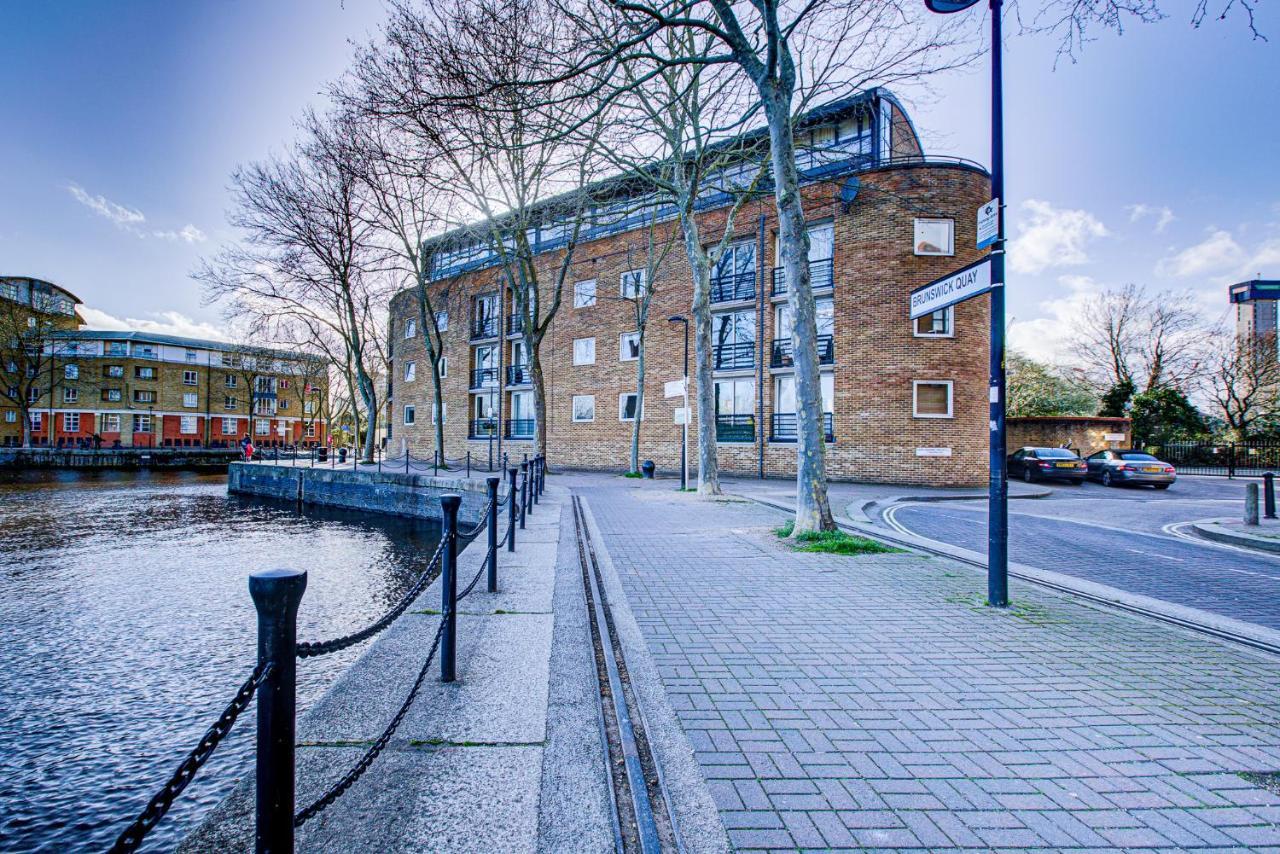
[1025,0,1266,62]
[1204,331,1280,441]
[1073,284,1206,394]
[198,111,388,461]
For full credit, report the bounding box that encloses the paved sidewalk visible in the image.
[574,475,1280,851]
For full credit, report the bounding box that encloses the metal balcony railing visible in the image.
[468,418,498,439]
[710,270,756,304]
[712,340,755,371]
[770,334,834,368]
[770,412,834,443]
[715,414,755,443]
[771,257,834,297]
[506,315,524,336]
[506,364,531,386]
[470,367,499,389]
[470,318,500,340]
[505,418,535,439]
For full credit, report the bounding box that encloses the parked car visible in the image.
[1084,449,1177,489]
[1008,447,1088,484]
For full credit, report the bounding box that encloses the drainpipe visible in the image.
[756,213,767,479]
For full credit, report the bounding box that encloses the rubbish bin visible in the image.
[641,460,656,479]
[338,447,348,464]
[317,446,328,462]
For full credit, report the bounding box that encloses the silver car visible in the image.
[1085,449,1177,489]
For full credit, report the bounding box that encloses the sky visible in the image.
[1,1,1276,365]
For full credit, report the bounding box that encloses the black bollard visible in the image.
[519,462,528,530]
[249,569,307,854]
[486,476,500,593]
[507,467,518,552]
[532,456,540,506]
[1266,472,1277,520]
[440,494,461,682]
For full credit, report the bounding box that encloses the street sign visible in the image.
[673,407,690,425]
[664,379,686,398]
[977,198,999,249]
[908,257,993,319]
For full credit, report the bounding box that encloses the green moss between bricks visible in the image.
[774,521,900,555]
[622,471,644,479]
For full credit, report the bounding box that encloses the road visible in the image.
[880,476,1280,632]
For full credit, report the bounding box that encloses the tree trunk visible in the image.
[762,89,834,533]
[682,238,721,496]
[631,333,645,473]
[528,336,548,467]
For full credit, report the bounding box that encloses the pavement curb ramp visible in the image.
[1192,520,1280,555]
[853,484,1053,522]
[736,490,1280,659]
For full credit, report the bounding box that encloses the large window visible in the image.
[619,332,640,362]
[102,414,121,433]
[913,219,955,256]
[573,279,597,308]
[180,416,198,434]
[914,307,953,338]
[573,337,596,366]
[572,395,595,422]
[133,414,152,434]
[711,241,757,302]
[712,310,756,371]
[913,380,953,418]
[221,417,238,435]
[715,378,754,417]
[64,413,80,432]
[774,373,835,414]
[183,392,198,408]
[255,419,271,435]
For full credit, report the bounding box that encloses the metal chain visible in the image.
[294,617,447,827]
[297,539,445,658]
[108,661,272,854]
[456,552,490,602]
[459,512,489,538]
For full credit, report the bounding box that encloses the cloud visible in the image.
[1153,226,1276,283]
[1008,200,1108,275]
[1007,274,1103,363]
[1126,203,1175,233]
[79,306,230,341]
[67,183,146,227]
[151,224,207,243]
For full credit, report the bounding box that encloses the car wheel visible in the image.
[1102,470,1114,487]
[1023,468,1034,483]
[1154,484,1170,490]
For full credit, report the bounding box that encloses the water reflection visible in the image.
[0,470,441,852]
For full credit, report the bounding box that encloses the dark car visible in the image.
[1008,447,1088,484]
[1085,449,1176,489]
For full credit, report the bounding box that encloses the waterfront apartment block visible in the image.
[1,277,329,449]
[387,90,991,486]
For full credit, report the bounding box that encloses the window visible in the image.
[181,369,198,385]
[913,380,953,418]
[103,388,122,402]
[180,415,198,434]
[102,414,120,432]
[4,411,14,423]
[134,345,156,359]
[254,376,276,394]
[278,399,289,410]
[620,269,646,299]
[31,412,42,430]
[573,279,597,308]
[913,219,955,256]
[224,395,238,410]
[303,401,314,415]
[404,318,416,338]
[715,378,755,417]
[573,337,596,366]
[183,392,198,408]
[222,417,238,434]
[64,364,79,380]
[403,404,416,425]
[63,387,78,403]
[105,342,127,356]
[255,419,271,436]
[572,395,595,422]
[620,332,641,362]
[278,379,290,390]
[435,310,448,331]
[186,351,198,364]
[27,387,40,403]
[430,402,446,424]
[774,374,835,413]
[305,423,317,439]
[225,375,238,388]
[619,393,644,422]
[405,361,416,382]
[439,356,448,378]
[134,366,155,380]
[914,307,954,338]
[133,414,152,434]
[133,390,155,404]
[64,413,80,432]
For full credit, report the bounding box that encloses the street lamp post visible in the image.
[668,315,689,491]
[925,0,1008,607]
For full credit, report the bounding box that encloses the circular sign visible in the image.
[924,0,981,12]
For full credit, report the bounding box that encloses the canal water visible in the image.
[0,470,444,853]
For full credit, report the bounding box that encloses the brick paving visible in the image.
[577,477,1280,851]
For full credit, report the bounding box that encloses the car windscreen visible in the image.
[1034,449,1078,458]
[1119,453,1159,461]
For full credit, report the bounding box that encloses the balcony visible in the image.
[715,414,755,443]
[470,318,500,340]
[771,257,834,297]
[468,418,498,439]
[710,270,756,304]
[505,418,535,439]
[506,315,524,337]
[506,364,531,386]
[770,334,834,368]
[470,367,500,389]
[770,412,835,443]
[712,341,755,372]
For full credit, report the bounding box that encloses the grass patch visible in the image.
[774,521,899,555]
[622,471,644,478]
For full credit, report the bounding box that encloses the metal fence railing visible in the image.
[107,456,548,852]
[1150,441,1280,477]
[770,412,834,443]
[771,257,834,297]
[715,414,755,443]
[770,334,834,368]
[709,270,756,304]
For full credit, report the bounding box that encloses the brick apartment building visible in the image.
[1,276,329,449]
[387,89,991,485]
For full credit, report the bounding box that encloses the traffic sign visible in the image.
[664,379,686,398]
[908,257,993,319]
[673,407,690,425]
[977,198,999,249]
